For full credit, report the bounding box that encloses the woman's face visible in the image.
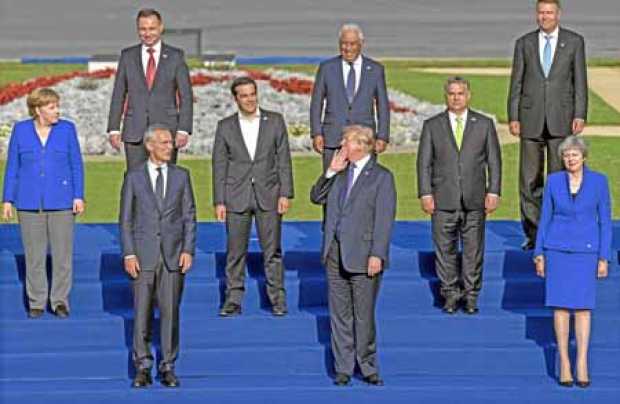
[562,147,585,173]
[36,101,60,125]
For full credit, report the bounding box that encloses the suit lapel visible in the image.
[133,46,149,90]
[151,42,170,91]
[441,112,459,153]
[344,157,375,209]
[547,28,566,78]
[141,164,162,213]
[351,56,370,105]
[231,114,253,161]
[335,57,350,105]
[529,32,547,79]
[253,111,270,160]
[460,113,477,151]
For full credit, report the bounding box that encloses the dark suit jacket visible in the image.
[310,55,390,148]
[120,163,197,271]
[107,42,193,142]
[310,157,396,273]
[417,110,502,211]
[534,166,612,261]
[212,109,294,213]
[508,27,588,138]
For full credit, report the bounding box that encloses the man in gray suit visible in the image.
[310,126,396,386]
[212,77,294,317]
[120,125,196,388]
[108,8,193,170]
[417,77,502,315]
[310,23,390,170]
[508,0,587,249]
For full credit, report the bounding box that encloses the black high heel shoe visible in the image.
[558,379,574,387]
[575,380,591,388]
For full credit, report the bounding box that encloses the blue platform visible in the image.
[1,221,619,404]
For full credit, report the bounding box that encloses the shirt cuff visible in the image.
[124,255,137,260]
[420,194,433,199]
[325,169,337,179]
[176,131,189,135]
[109,131,121,135]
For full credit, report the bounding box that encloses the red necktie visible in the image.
[146,47,156,89]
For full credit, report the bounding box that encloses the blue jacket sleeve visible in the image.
[2,125,19,203]
[534,180,554,257]
[67,122,84,199]
[597,176,612,261]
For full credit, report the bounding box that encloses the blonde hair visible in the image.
[342,125,375,153]
[26,88,60,118]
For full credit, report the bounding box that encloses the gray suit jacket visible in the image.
[107,42,193,142]
[120,163,197,271]
[310,157,396,273]
[212,109,294,213]
[417,110,502,211]
[310,56,390,148]
[508,28,588,138]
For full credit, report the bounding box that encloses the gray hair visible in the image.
[444,76,471,93]
[558,135,588,158]
[342,125,375,153]
[144,124,172,144]
[338,23,365,42]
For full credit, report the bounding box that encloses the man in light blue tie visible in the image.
[508,0,588,250]
[310,23,390,171]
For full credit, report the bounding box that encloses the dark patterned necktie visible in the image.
[346,62,356,103]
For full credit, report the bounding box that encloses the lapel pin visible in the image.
[559,42,565,48]
[162,53,168,59]
[262,116,268,121]
[470,117,477,122]
[366,65,372,70]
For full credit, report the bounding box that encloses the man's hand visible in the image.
[124,256,141,279]
[215,204,226,222]
[175,132,189,148]
[597,259,608,279]
[329,148,348,173]
[179,252,193,273]
[312,135,325,154]
[2,202,13,221]
[509,121,521,137]
[572,119,585,135]
[375,139,388,154]
[534,256,545,278]
[277,197,290,215]
[485,194,500,215]
[109,133,122,150]
[420,196,435,215]
[73,199,85,215]
[367,256,383,277]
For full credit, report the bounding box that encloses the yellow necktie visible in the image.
[455,117,464,150]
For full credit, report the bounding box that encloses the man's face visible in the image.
[537,2,561,33]
[137,15,164,47]
[234,83,258,115]
[445,83,471,115]
[146,130,173,163]
[341,136,367,162]
[339,29,363,63]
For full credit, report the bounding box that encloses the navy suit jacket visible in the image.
[310,55,390,148]
[534,166,612,261]
[119,163,197,271]
[310,157,396,273]
[2,119,84,210]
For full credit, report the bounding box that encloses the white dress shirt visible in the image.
[147,159,167,198]
[448,109,468,137]
[538,26,559,70]
[342,55,362,94]
[325,153,371,186]
[238,107,261,161]
[142,40,161,75]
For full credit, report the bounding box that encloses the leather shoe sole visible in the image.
[28,309,44,319]
[333,373,351,386]
[160,371,180,388]
[219,303,242,317]
[363,374,384,386]
[132,371,153,388]
[53,304,70,318]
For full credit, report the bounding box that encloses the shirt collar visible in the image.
[147,159,167,171]
[539,26,559,39]
[143,40,162,54]
[342,54,363,67]
[448,109,468,122]
[238,107,261,122]
[351,153,371,170]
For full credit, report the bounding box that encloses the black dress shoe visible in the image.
[334,373,351,386]
[463,305,479,315]
[53,304,69,318]
[272,305,288,317]
[160,370,180,387]
[576,380,590,388]
[28,308,44,319]
[521,240,535,251]
[219,302,241,317]
[132,369,152,388]
[558,379,574,388]
[442,300,458,314]
[363,374,384,386]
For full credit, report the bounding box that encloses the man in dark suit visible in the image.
[108,8,193,170]
[310,23,390,170]
[417,77,502,315]
[212,77,294,317]
[120,124,196,388]
[310,125,396,386]
[508,0,588,249]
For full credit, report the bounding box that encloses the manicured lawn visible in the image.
[0,63,86,87]
[1,137,618,222]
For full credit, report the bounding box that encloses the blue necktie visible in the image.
[543,35,552,77]
[346,62,356,103]
[344,162,356,201]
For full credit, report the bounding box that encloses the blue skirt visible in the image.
[545,250,598,310]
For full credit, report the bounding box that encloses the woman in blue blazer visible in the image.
[2,88,85,319]
[534,135,612,388]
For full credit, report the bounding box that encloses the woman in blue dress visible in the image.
[533,135,612,388]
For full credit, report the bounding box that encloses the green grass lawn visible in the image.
[1,137,618,222]
[0,63,86,87]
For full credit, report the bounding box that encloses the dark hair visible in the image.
[230,77,257,97]
[537,0,561,8]
[136,8,162,23]
[444,76,471,93]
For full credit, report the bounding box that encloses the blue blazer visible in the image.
[2,119,84,210]
[310,55,390,148]
[534,166,612,261]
